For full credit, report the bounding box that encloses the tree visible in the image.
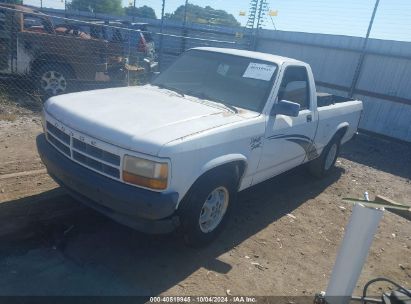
[168,4,240,27]
[68,0,124,15]
[125,5,157,19]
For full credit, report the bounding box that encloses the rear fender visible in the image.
[334,122,350,144]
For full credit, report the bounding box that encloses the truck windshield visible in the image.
[152,50,278,112]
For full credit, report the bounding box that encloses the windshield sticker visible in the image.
[217,63,230,76]
[243,63,276,81]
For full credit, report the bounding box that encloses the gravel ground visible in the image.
[0,101,410,298]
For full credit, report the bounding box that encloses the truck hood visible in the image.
[45,85,248,155]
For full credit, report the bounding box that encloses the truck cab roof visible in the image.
[192,47,306,66]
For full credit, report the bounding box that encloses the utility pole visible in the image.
[182,0,188,26]
[181,0,188,53]
[244,0,258,50]
[253,0,264,50]
[349,0,380,97]
[244,0,268,50]
[255,0,264,32]
[159,0,165,69]
[133,0,136,22]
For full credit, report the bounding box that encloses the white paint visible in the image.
[44,48,363,205]
[326,204,383,304]
[16,36,32,74]
[45,85,246,156]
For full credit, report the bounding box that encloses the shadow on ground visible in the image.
[0,78,43,112]
[0,166,343,295]
[341,133,411,180]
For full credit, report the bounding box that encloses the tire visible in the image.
[178,169,238,247]
[34,63,72,98]
[308,136,341,178]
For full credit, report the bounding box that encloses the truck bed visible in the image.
[316,92,353,107]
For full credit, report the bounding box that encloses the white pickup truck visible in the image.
[37,47,362,246]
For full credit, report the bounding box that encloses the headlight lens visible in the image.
[122,155,168,190]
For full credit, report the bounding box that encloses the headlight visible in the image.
[122,155,168,190]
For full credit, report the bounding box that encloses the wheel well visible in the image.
[31,55,75,78]
[178,160,247,209]
[335,126,348,141]
[203,161,246,185]
[190,161,247,193]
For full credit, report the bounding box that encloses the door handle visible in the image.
[307,114,312,122]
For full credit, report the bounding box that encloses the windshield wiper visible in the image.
[187,91,238,114]
[154,84,185,97]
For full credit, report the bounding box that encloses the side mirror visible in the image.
[271,100,300,117]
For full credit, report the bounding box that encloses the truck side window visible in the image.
[23,14,53,34]
[278,66,310,110]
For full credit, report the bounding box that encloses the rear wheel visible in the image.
[308,136,340,178]
[178,169,237,247]
[35,63,72,97]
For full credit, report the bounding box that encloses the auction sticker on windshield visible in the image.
[243,62,276,81]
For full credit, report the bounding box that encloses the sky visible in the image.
[21,0,411,42]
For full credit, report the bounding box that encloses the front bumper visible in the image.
[36,134,179,234]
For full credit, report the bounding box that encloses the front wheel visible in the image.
[178,170,237,247]
[308,136,340,178]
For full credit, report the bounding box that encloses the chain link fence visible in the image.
[1,0,410,141]
[0,4,161,103]
[0,1,251,107]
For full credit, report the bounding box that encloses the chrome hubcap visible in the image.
[325,143,338,170]
[199,186,229,233]
[41,70,67,96]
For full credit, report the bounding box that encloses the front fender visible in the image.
[200,154,248,176]
[175,154,248,209]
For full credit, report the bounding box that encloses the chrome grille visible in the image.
[72,138,120,166]
[47,122,70,144]
[45,119,121,179]
[73,151,120,178]
[47,131,70,156]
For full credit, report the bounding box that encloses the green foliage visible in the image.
[125,5,157,19]
[168,4,240,27]
[68,0,124,15]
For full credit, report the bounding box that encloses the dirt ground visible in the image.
[0,100,410,298]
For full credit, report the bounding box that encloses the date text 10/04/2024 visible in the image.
[149,296,258,303]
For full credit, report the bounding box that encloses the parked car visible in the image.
[55,20,158,75]
[116,21,156,64]
[0,4,137,96]
[37,47,363,246]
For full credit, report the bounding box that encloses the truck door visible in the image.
[252,65,318,185]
